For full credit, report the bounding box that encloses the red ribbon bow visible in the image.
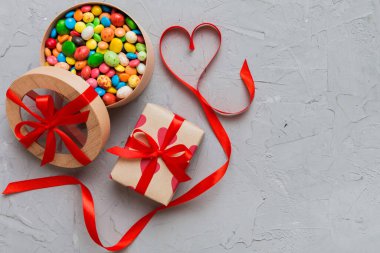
[6,87,98,166]
[107,115,192,194]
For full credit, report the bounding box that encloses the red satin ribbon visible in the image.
[107,115,192,195]
[6,87,97,166]
[2,23,255,251]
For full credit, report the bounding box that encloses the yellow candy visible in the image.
[110,38,123,53]
[124,43,136,53]
[128,75,140,88]
[83,12,94,23]
[66,57,76,65]
[71,68,77,74]
[86,39,97,50]
[107,87,117,94]
[75,22,86,33]
[115,64,125,72]
[96,48,107,54]
[44,62,49,66]
[91,5,102,16]
[94,24,104,34]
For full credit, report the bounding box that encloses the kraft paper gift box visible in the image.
[110,103,204,205]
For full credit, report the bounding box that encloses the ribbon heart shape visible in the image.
[2,23,256,252]
[160,22,255,116]
[6,87,97,166]
[107,115,192,194]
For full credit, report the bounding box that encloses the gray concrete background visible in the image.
[1,0,380,252]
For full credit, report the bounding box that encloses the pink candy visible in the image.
[106,69,115,77]
[129,59,140,68]
[99,63,110,74]
[86,78,98,88]
[47,56,58,65]
[91,68,100,78]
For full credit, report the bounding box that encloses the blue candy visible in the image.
[65,18,76,30]
[132,29,141,35]
[126,53,137,60]
[50,28,57,38]
[95,87,106,97]
[65,11,75,18]
[57,53,66,62]
[111,75,120,85]
[115,82,126,90]
[101,5,111,12]
[89,50,96,56]
[100,17,111,27]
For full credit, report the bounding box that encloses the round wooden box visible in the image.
[6,66,111,168]
[40,2,154,109]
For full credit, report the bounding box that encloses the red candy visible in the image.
[74,46,90,61]
[137,35,145,43]
[81,66,91,80]
[81,5,92,12]
[70,31,81,37]
[45,38,57,49]
[102,93,116,105]
[110,13,124,27]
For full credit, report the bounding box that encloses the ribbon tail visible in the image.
[41,130,57,166]
[135,158,159,195]
[55,129,91,166]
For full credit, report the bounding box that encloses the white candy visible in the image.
[125,31,137,44]
[116,86,133,99]
[136,63,146,74]
[137,51,147,61]
[81,26,94,41]
[118,52,129,67]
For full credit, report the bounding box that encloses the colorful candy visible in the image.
[44,4,148,105]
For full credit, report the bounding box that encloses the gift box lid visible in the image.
[5,66,110,168]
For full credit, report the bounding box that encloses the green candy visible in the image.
[56,19,70,35]
[120,36,126,43]
[104,51,120,67]
[86,23,95,28]
[93,17,100,26]
[88,53,104,68]
[62,41,76,56]
[93,33,101,42]
[136,43,146,52]
[125,17,137,30]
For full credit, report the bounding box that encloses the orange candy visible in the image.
[52,49,59,57]
[75,60,87,70]
[118,72,130,82]
[74,9,83,21]
[99,13,110,20]
[125,66,137,75]
[123,25,131,32]
[98,41,109,50]
[101,27,114,42]
[56,42,62,52]
[44,48,52,57]
[58,34,69,44]
[115,28,125,37]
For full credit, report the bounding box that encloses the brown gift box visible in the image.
[110,103,204,205]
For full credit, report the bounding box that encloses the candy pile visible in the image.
[44,4,148,105]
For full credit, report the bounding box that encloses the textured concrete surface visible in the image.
[1,0,380,252]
